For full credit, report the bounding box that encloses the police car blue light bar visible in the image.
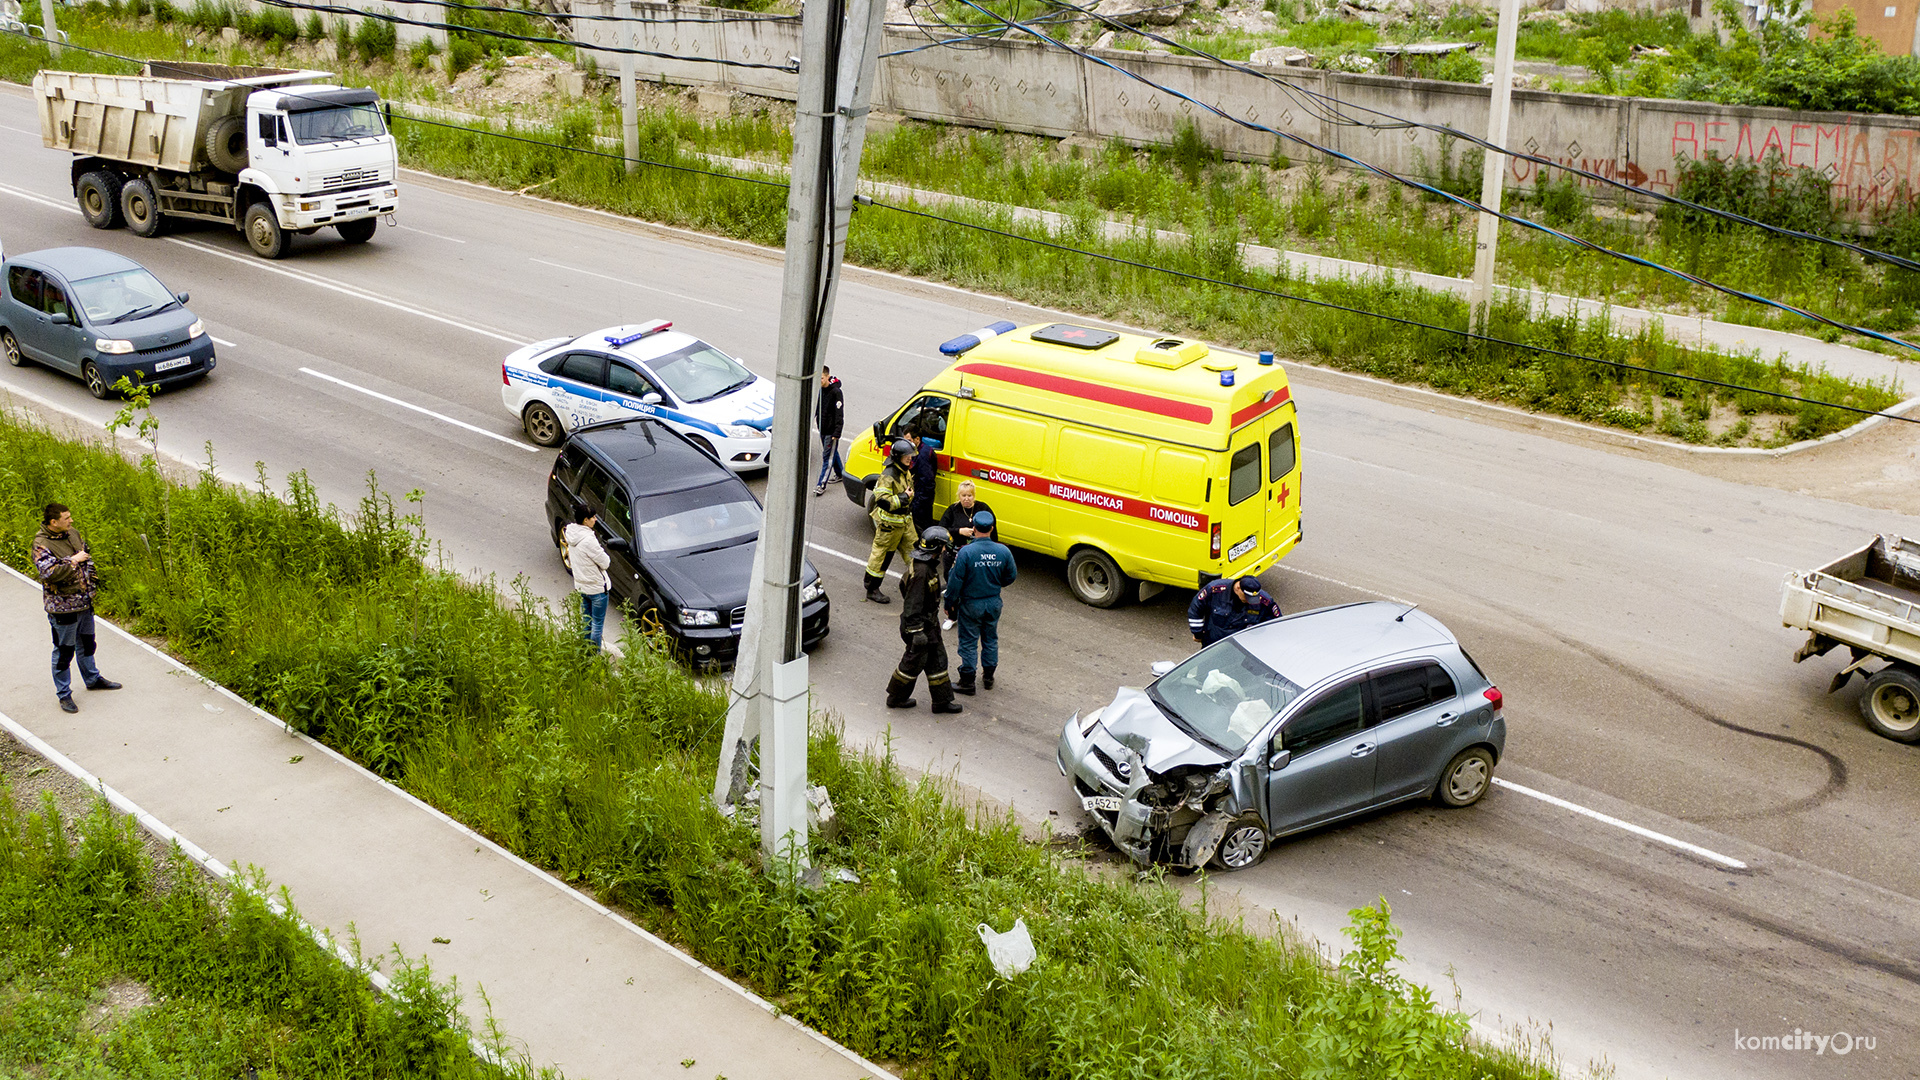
[938,320,1019,356]
[605,320,673,347]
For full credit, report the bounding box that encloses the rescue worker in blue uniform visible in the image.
[945,510,1017,695]
[886,527,963,713]
[1188,575,1283,647]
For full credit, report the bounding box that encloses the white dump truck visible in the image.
[1781,533,1920,743]
[35,61,399,259]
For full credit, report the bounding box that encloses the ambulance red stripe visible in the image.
[951,457,1209,532]
[1229,386,1293,428]
[955,363,1215,425]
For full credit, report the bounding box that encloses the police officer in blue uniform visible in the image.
[1187,575,1283,647]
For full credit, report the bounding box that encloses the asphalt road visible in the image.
[3,85,1917,1079]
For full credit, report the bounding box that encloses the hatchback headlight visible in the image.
[801,579,825,604]
[94,338,135,354]
[1078,707,1105,736]
[725,424,762,439]
[679,607,720,627]
[187,319,206,339]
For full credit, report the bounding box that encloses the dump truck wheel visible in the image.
[1860,666,1920,743]
[77,171,124,229]
[121,179,166,238]
[244,203,289,259]
[205,115,248,174]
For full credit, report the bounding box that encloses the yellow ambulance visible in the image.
[839,321,1301,607]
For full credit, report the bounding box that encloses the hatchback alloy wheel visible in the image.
[1210,820,1268,871]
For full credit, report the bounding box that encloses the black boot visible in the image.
[983,665,996,690]
[865,573,891,604]
[954,668,976,696]
[928,673,963,714]
[885,670,917,708]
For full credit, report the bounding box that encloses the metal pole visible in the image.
[618,0,637,175]
[1468,0,1520,322]
[42,0,62,58]
[716,0,885,871]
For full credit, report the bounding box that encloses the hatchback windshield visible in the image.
[71,268,177,325]
[290,104,386,145]
[1149,640,1303,753]
[637,483,762,555]
[646,342,755,403]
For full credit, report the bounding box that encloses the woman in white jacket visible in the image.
[563,505,613,648]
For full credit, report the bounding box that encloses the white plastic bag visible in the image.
[977,918,1036,978]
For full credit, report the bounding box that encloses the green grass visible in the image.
[0,410,1568,1080]
[0,783,543,1079]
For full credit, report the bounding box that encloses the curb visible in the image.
[0,565,901,1080]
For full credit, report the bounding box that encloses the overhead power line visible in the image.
[941,0,1920,356]
[1035,0,1920,276]
[1,26,1906,426]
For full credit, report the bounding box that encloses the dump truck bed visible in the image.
[35,63,329,174]
[1781,534,1920,668]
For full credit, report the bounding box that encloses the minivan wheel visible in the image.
[523,402,564,447]
[2,330,23,367]
[1209,818,1268,871]
[82,361,111,400]
[1435,747,1495,807]
[1860,666,1920,743]
[1067,548,1130,608]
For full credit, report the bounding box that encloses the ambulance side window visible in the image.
[891,395,951,443]
[1269,423,1297,482]
[1228,443,1262,505]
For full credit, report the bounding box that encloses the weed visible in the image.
[352,9,397,63]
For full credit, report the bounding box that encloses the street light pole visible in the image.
[713,0,886,871]
[1468,0,1520,322]
[618,0,637,174]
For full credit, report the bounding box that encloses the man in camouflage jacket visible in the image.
[33,503,120,712]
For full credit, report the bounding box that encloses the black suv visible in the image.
[546,419,829,665]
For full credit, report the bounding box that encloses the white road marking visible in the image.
[1745,555,1796,571]
[395,223,468,243]
[1492,777,1748,870]
[807,541,901,580]
[1273,562,1410,604]
[528,257,745,311]
[299,366,540,452]
[166,238,530,345]
[0,179,82,214]
[211,335,238,348]
[832,333,922,358]
[0,123,44,137]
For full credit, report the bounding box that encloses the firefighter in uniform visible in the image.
[864,439,918,603]
[885,527,963,713]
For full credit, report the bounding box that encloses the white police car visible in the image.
[501,321,774,470]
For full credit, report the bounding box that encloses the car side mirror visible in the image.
[640,392,662,405]
[1267,748,1291,771]
[1150,660,1176,678]
[49,312,71,325]
[604,536,631,554]
[175,291,189,304]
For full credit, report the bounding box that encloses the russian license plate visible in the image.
[1081,795,1123,813]
[154,357,191,372]
[1228,535,1258,561]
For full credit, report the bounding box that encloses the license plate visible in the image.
[1081,795,1123,813]
[154,357,191,372]
[1228,535,1258,561]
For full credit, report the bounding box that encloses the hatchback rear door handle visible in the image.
[1350,742,1375,757]
[1436,712,1457,726]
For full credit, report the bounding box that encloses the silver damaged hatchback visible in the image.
[1058,601,1505,871]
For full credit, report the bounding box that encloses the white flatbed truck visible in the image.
[1781,533,1920,743]
[35,61,398,258]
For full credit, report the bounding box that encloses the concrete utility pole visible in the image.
[713,0,886,871]
[41,0,62,59]
[618,0,637,174]
[1468,0,1521,322]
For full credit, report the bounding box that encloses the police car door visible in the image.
[606,359,664,421]
[549,352,612,430]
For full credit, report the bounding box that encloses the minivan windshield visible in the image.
[646,342,756,403]
[1148,640,1303,753]
[71,267,176,325]
[290,104,386,145]
[637,483,762,555]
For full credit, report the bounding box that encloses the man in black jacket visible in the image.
[813,366,845,496]
[908,423,938,536]
[884,527,963,713]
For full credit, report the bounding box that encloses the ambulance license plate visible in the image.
[1081,795,1123,813]
[1228,535,1258,561]
[155,357,192,372]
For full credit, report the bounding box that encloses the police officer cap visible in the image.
[915,525,952,559]
[1236,575,1263,594]
[972,510,995,530]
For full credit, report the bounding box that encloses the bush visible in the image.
[352,9,397,62]
[408,35,439,71]
[302,10,324,39]
[251,7,299,45]
[1660,148,1835,237]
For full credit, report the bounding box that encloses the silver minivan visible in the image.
[1058,601,1505,871]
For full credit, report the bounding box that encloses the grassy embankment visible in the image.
[0,779,547,1078]
[0,399,1568,1079]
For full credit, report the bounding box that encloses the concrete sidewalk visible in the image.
[0,565,890,1080]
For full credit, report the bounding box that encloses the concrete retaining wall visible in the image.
[572,2,1920,218]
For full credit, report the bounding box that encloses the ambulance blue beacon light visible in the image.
[1259,350,1274,366]
[938,320,1020,356]
[1220,370,1235,386]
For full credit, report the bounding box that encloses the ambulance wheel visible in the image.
[1067,547,1130,609]
[522,402,564,447]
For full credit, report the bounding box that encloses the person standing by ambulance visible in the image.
[864,439,918,604]
[1187,575,1283,647]
[907,422,939,537]
[945,510,1016,695]
[885,527,963,713]
[937,479,994,581]
[813,366,845,497]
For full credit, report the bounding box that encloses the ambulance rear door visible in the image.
[1219,431,1266,573]
[1265,409,1300,558]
